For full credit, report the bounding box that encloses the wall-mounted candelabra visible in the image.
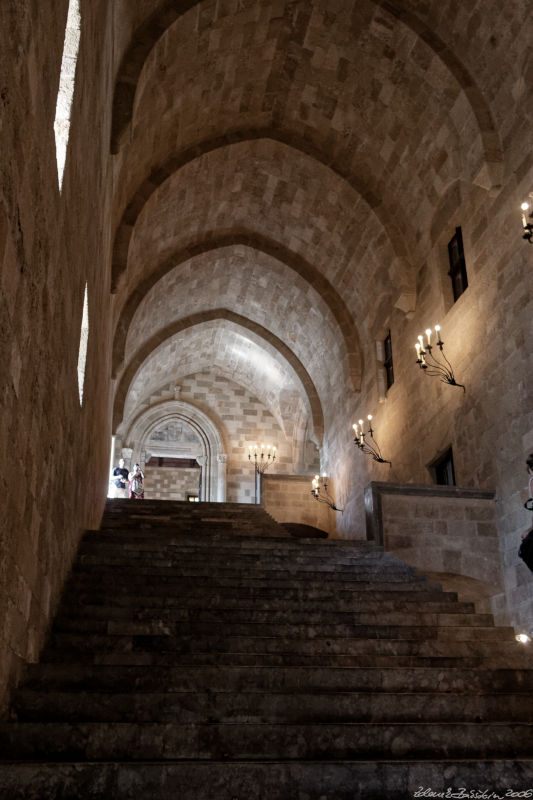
[352,416,391,466]
[521,195,533,244]
[415,325,465,392]
[311,473,343,513]
[248,443,276,504]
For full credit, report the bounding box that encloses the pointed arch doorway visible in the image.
[120,401,227,502]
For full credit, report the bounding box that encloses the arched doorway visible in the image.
[116,400,227,502]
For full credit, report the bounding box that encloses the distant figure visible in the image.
[521,454,533,540]
[527,454,533,502]
[128,463,145,500]
[111,458,129,498]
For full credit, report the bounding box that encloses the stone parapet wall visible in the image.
[262,475,337,537]
[365,482,507,623]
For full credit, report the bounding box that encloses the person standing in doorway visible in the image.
[128,463,145,500]
[111,458,129,498]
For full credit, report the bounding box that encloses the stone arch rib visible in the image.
[109,0,503,181]
[113,309,326,445]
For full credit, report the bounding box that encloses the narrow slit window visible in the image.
[447,227,468,302]
[77,284,89,405]
[383,330,394,390]
[54,0,81,190]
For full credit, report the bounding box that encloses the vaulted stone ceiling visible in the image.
[110,0,527,490]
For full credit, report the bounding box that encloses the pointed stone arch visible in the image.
[113,309,325,445]
[110,132,413,300]
[122,400,227,501]
[112,231,362,394]
[109,0,503,187]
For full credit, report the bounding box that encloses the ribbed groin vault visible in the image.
[1,0,533,796]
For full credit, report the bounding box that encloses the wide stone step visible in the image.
[76,551,389,570]
[53,605,486,628]
[90,530,375,552]
[12,688,532,724]
[0,759,532,800]
[50,618,508,642]
[1,721,532,761]
[72,560,420,583]
[44,631,521,659]
[64,576,437,597]
[61,590,463,612]
[72,650,530,669]
[23,663,533,695]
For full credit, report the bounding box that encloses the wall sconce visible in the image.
[521,195,533,244]
[248,443,276,504]
[311,473,343,512]
[352,416,391,466]
[415,325,465,393]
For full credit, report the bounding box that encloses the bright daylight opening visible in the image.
[77,284,89,405]
[54,0,81,190]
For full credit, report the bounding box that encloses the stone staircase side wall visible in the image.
[262,474,337,537]
[365,482,506,621]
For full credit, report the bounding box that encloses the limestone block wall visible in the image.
[322,174,533,631]
[144,467,200,501]
[0,2,115,713]
[364,483,506,622]
[262,475,337,537]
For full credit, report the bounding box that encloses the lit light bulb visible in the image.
[425,328,432,346]
[435,325,440,332]
[521,202,530,211]
[367,414,372,421]
[516,633,531,644]
[352,423,358,431]
[358,419,363,426]
[315,475,319,481]
[322,472,327,479]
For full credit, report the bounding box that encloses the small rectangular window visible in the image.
[383,330,394,390]
[447,227,468,302]
[430,447,456,486]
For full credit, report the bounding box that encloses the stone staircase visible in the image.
[1,499,533,798]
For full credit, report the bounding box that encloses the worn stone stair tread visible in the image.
[62,591,465,611]
[23,664,533,693]
[1,721,532,761]
[1,760,533,800]
[11,689,533,724]
[52,602,482,623]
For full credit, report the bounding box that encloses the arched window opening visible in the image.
[77,284,89,405]
[54,0,81,190]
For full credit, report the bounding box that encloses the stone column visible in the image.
[216,453,227,502]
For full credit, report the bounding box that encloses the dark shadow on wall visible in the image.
[283,523,328,539]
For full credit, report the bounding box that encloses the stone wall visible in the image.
[262,475,337,537]
[144,467,200,501]
[365,482,507,623]
[0,1,114,714]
